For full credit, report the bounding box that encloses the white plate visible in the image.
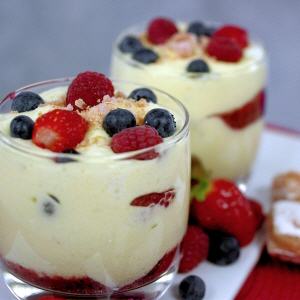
[1,127,300,300]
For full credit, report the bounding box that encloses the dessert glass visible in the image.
[110,23,268,184]
[0,79,190,300]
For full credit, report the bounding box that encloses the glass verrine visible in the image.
[0,78,190,299]
[111,22,267,182]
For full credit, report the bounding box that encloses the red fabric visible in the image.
[235,249,300,300]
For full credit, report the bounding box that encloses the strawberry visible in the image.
[179,225,209,273]
[216,90,265,129]
[111,125,162,160]
[191,179,257,246]
[206,36,242,62]
[147,17,178,44]
[213,25,249,49]
[66,71,114,110]
[32,109,88,152]
[248,198,265,229]
[131,189,175,208]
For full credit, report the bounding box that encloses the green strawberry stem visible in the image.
[191,178,212,202]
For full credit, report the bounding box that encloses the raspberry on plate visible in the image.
[32,109,88,152]
[111,125,162,160]
[147,17,178,45]
[206,36,243,62]
[66,71,114,110]
[191,179,257,246]
[179,225,209,273]
[213,25,249,49]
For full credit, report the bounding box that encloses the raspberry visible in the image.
[131,189,175,207]
[147,17,178,44]
[213,25,249,49]
[66,71,114,110]
[191,179,257,246]
[179,225,209,273]
[248,198,265,229]
[32,109,88,152]
[111,125,162,160]
[206,36,242,62]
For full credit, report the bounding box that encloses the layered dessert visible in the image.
[111,17,267,180]
[0,72,190,296]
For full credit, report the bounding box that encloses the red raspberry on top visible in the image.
[206,36,243,62]
[179,225,209,273]
[111,125,162,160]
[147,17,178,45]
[32,109,88,152]
[66,71,114,110]
[213,25,249,49]
[191,179,257,246]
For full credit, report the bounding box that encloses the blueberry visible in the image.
[103,108,136,137]
[11,92,44,113]
[118,35,143,54]
[129,88,157,103]
[54,149,80,164]
[10,115,34,140]
[41,194,60,216]
[208,231,240,265]
[179,275,206,300]
[144,108,176,138]
[132,48,159,64]
[187,21,216,37]
[187,59,210,73]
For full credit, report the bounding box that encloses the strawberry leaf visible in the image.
[191,178,211,202]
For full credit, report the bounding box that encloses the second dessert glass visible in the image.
[0,78,190,299]
[110,20,268,183]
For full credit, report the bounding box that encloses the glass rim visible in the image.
[0,77,190,162]
[112,21,267,79]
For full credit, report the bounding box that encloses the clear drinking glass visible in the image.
[0,79,190,300]
[110,23,268,184]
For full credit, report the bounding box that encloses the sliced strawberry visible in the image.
[131,189,175,208]
[179,225,209,273]
[32,109,88,152]
[216,90,265,129]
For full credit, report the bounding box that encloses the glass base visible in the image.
[3,263,177,300]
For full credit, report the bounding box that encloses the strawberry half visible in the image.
[32,109,88,152]
[131,189,175,208]
[191,179,257,246]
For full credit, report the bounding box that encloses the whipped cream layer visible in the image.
[111,24,267,180]
[0,87,190,288]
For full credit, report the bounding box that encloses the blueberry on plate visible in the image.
[144,108,176,138]
[11,91,44,112]
[129,88,157,103]
[118,35,143,54]
[179,275,206,300]
[10,115,34,140]
[187,59,210,73]
[132,48,159,64]
[208,231,240,265]
[103,108,136,137]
